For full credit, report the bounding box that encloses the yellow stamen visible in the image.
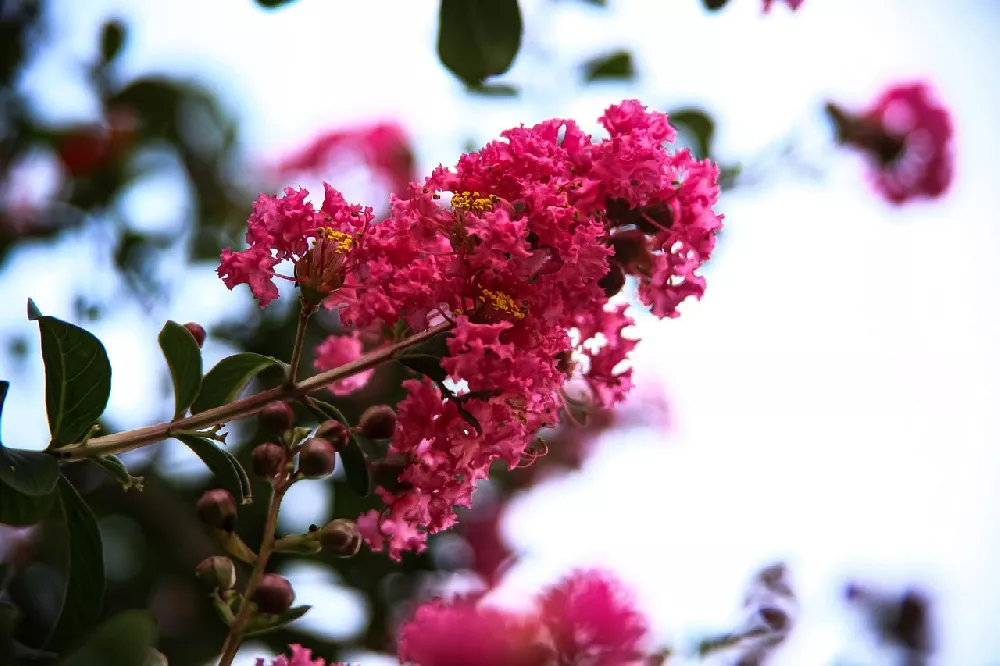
[318,228,354,253]
[452,191,498,212]
[477,284,526,320]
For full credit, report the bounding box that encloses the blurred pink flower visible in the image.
[763,0,805,11]
[314,330,374,395]
[255,644,344,665]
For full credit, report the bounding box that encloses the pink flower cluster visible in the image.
[398,570,649,666]
[763,0,805,11]
[256,644,349,666]
[219,100,722,559]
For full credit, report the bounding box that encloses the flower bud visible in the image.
[297,437,337,478]
[598,259,626,298]
[183,322,207,348]
[252,573,295,615]
[360,405,397,440]
[319,518,362,558]
[196,489,237,532]
[315,419,349,452]
[610,229,653,275]
[259,401,295,433]
[252,442,286,479]
[195,556,236,591]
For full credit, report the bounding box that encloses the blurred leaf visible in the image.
[26,299,43,320]
[99,20,127,64]
[670,108,716,159]
[437,0,522,87]
[467,83,519,97]
[397,332,451,384]
[583,50,635,82]
[45,476,105,653]
[91,454,140,491]
[255,0,297,7]
[28,305,112,447]
[339,435,371,498]
[158,321,203,418]
[719,163,742,190]
[0,480,56,526]
[61,610,157,666]
[0,380,60,496]
[190,353,283,415]
[702,0,732,9]
[244,605,312,637]
[175,434,251,504]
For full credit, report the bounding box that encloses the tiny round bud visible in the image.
[360,405,397,440]
[196,489,237,531]
[195,556,236,591]
[298,438,337,478]
[319,519,362,558]
[598,260,626,298]
[252,573,295,615]
[252,442,286,479]
[183,322,207,348]
[315,419,349,452]
[259,401,295,433]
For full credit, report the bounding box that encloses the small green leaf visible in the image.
[467,83,519,97]
[303,397,350,427]
[61,610,158,666]
[99,20,127,64]
[158,321,204,418]
[583,50,635,82]
[30,311,112,447]
[670,108,716,159]
[45,476,105,652]
[0,481,56,526]
[0,381,60,496]
[174,434,251,503]
[339,435,371,498]
[26,299,43,320]
[191,353,282,415]
[91,455,140,491]
[437,0,522,88]
[244,605,312,637]
[702,0,731,10]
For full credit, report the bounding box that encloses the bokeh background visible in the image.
[1,0,999,664]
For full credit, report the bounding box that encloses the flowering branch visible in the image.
[49,321,454,461]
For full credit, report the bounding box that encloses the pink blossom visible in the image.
[763,0,805,11]
[255,644,347,666]
[313,331,373,395]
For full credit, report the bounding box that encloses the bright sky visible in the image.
[2,0,999,664]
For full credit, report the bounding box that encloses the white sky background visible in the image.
[2,0,1000,664]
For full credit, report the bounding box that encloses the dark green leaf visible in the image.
[158,320,204,418]
[99,20,127,64]
[339,435,371,497]
[45,476,105,652]
[26,299,43,321]
[303,397,351,427]
[174,434,251,503]
[191,353,282,415]
[0,381,60,496]
[467,83,519,97]
[0,481,55,526]
[61,610,157,666]
[31,313,112,447]
[670,108,716,159]
[244,604,312,637]
[437,0,522,87]
[255,0,297,7]
[91,455,137,491]
[583,50,635,82]
[397,354,448,383]
[702,0,731,9]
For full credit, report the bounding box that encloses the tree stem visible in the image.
[51,322,453,461]
[217,482,287,666]
[285,304,314,387]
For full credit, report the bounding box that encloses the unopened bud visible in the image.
[183,322,206,348]
[298,438,336,478]
[195,556,236,591]
[252,442,286,479]
[260,401,295,432]
[315,419,349,452]
[598,259,626,298]
[252,573,294,614]
[610,229,653,275]
[360,405,397,440]
[196,489,237,531]
[319,518,362,558]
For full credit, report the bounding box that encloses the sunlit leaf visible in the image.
[190,352,282,415]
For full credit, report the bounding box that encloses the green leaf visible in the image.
[583,50,635,82]
[0,381,60,496]
[174,434,251,503]
[61,610,158,666]
[339,435,371,498]
[670,108,716,159]
[0,481,56,526]
[91,455,140,491]
[467,83,519,97]
[255,0,297,7]
[99,20,127,64]
[437,0,522,87]
[45,476,105,653]
[158,321,204,418]
[29,308,112,447]
[26,299,43,320]
[244,605,312,637]
[702,0,731,9]
[190,353,282,415]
